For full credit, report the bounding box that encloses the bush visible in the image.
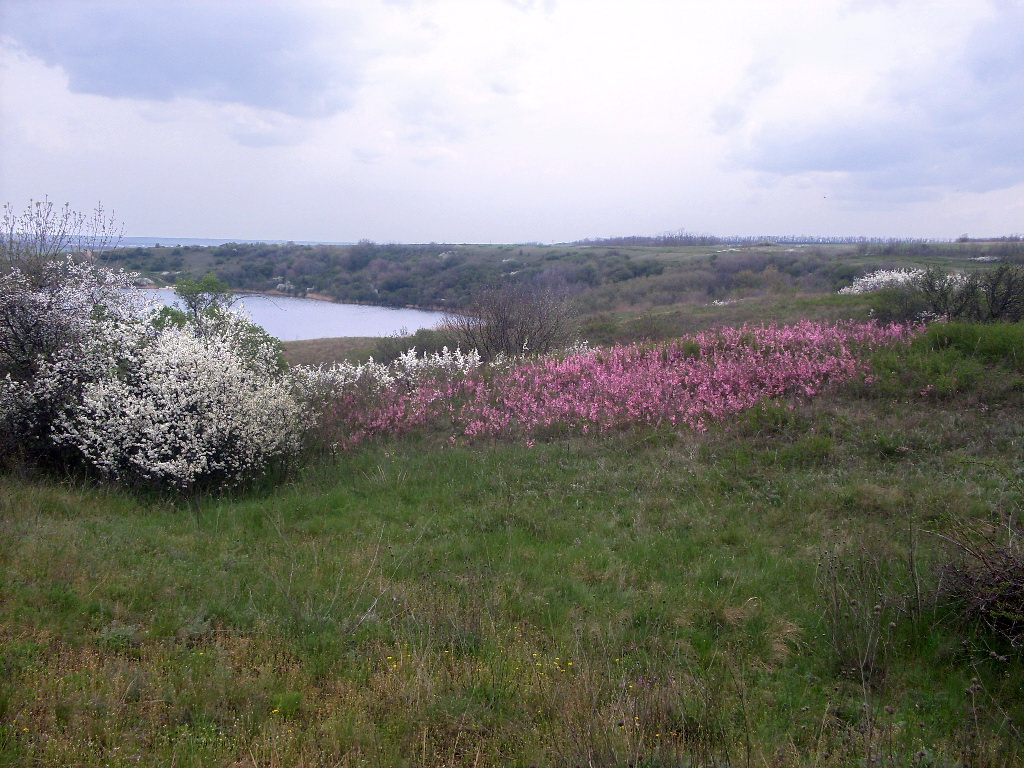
[52,323,305,493]
[946,540,1024,647]
[856,265,1024,323]
[0,258,148,462]
[447,282,575,361]
[943,470,1024,648]
[0,237,304,492]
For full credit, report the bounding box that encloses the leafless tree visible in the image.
[975,263,1024,322]
[446,282,575,361]
[1,198,123,276]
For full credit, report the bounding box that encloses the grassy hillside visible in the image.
[2,324,1022,766]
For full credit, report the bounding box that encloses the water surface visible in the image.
[150,289,449,341]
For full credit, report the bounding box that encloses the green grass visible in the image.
[579,292,876,344]
[2,328,1023,766]
[917,321,1024,371]
[281,336,380,367]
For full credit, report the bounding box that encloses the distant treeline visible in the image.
[956,234,1023,243]
[571,230,956,247]
[104,239,667,310]
[104,235,1023,317]
[855,240,1024,261]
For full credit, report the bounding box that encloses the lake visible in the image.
[149,289,450,341]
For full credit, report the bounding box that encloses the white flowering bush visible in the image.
[838,269,925,295]
[840,265,1024,323]
[0,258,151,457]
[289,345,486,451]
[0,253,307,492]
[839,268,972,296]
[52,324,305,492]
[291,346,483,400]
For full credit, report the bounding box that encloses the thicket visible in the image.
[105,235,1023,326]
[0,203,307,494]
[845,265,1024,323]
[107,240,665,310]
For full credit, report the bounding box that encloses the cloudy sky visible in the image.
[1,0,1022,243]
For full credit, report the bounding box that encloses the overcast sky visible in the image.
[1,0,1022,243]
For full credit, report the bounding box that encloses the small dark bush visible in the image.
[946,540,1024,647]
[447,282,575,360]
[943,471,1024,648]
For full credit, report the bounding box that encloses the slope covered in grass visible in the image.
[1,325,1023,766]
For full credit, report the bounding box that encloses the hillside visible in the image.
[2,318,1023,766]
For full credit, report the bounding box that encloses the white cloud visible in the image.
[1,0,1021,241]
[721,1,1024,200]
[1,0,361,118]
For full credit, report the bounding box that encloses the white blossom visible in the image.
[0,258,305,492]
[838,268,969,295]
[52,324,305,492]
[290,346,483,400]
[838,269,925,295]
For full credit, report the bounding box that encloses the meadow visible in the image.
[2,314,1023,766]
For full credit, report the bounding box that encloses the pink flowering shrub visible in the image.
[317,321,914,448]
[297,348,482,449]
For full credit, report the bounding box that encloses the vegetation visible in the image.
[0,204,305,493]
[104,236,1022,318]
[2,325,1023,766]
[3,205,1024,765]
[447,282,575,360]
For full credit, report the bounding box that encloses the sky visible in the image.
[1,0,1022,243]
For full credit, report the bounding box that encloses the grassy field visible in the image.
[2,323,1023,766]
[281,336,380,367]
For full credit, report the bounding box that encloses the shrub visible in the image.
[838,269,924,295]
[307,321,912,449]
[51,323,305,493]
[447,282,575,360]
[943,470,1024,648]
[946,540,1024,647]
[0,258,149,462]
[0,253,303,491]
[845,265,1024,323]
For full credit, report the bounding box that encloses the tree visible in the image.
[1,198,122,275]
[173,272,236,320]
[446,281,575,361]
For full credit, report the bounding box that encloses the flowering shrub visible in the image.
[0,258,151,457]
[291,346,484,448]
[312,321,913,448]
[53,324,305,492]
[842,266,1024,324]
[838,269,925,295]
[456,321,911,440]
[0,257,306,492]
